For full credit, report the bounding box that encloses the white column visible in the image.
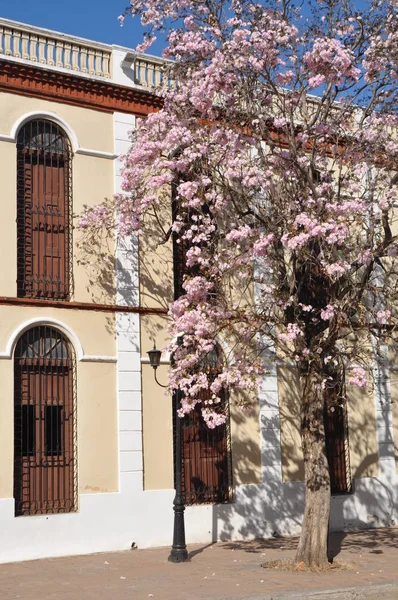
[113,112,143,493]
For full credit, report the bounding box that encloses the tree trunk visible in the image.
[295,369,331,568]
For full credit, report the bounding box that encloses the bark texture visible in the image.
[295,369,331,567]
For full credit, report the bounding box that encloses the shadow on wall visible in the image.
[205,363,397,557]
[75,229,116,306]
[211,403,306,544]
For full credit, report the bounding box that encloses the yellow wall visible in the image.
[77,362,118,494]
[230,391,262,485]
[0,290,118,498]
[0,360,13,497]
[0,92,115,304]
[0,141,17,297]
[0,92,114,153]
[0,93,120,500]
[141,315,174,490]
[278,366,304,482]
[141,362,174,490]
[389,372,398,473]
[139,212,262,489]
[278,366,379,482]
[346,373,379,478]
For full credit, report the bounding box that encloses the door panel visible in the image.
[14,328,75,516]
[182,389,231,505]
[17,120,71,301]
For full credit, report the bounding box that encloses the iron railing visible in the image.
[181,390,233,505]
[14,325,77,516]
[324,382,352,495]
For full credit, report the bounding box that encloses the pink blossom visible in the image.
[83,0,398,435]
[320,305,335,321]
[304,38,360,85]
[136,35,157,53]
[201,409,227,429]
[253,234,274,257]
[278,323,303,344]
[226,225,252,243]
[273,117,287,128]
[324,262,351,278]
[349,368,367,388]
[376,310,391,324]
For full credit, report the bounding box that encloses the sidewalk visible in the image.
[0,529,398,600]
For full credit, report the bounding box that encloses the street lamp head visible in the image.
[147,342,162,370]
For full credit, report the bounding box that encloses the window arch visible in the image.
[181,345,233,505]
[14,325,77,516]
[17,119,72,300]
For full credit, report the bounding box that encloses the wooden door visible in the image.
[182,399,230,504]
[23,155,68,299]
[14,328,75,516]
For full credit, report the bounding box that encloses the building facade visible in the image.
[0,17,397,564]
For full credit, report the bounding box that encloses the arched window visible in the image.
[14,325,76,516]
[181,345,233,505]
[17,119,72,300]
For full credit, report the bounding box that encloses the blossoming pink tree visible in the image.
[84,0,398,567]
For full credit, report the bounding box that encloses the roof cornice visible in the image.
[0,58,163,116]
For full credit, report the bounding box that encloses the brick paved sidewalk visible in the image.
[0,529,398,600]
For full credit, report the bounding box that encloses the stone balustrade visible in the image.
[121,51,173,89]
[0,18,112,78]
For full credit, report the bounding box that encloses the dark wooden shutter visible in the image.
[324,385,352,494]
[17,120,71,300]
[182,390,232,505]
[14,326,76,515]
[180,348,232,505]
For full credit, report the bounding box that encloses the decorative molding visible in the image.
[0,296,168,315]
[81,355,117,363]
[0,317,83,360]
[141,356,170,365]
[1,111,118,159]
[10,110,80,151]
[76,148,118,160]
[0,316,118,362]
[0,59,163,117]
[0,133,14,143]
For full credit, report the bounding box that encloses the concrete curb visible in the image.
[238,581,398,600]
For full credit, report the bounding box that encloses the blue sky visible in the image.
[0,0,165,55]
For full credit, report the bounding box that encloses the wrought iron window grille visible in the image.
[324,380,352,495]
[17,119,73,301]
[14,325,77,516]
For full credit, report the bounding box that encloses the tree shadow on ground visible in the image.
[222,536,298,553]
[328,528,398,559]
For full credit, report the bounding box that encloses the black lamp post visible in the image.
[147,342,189,563]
